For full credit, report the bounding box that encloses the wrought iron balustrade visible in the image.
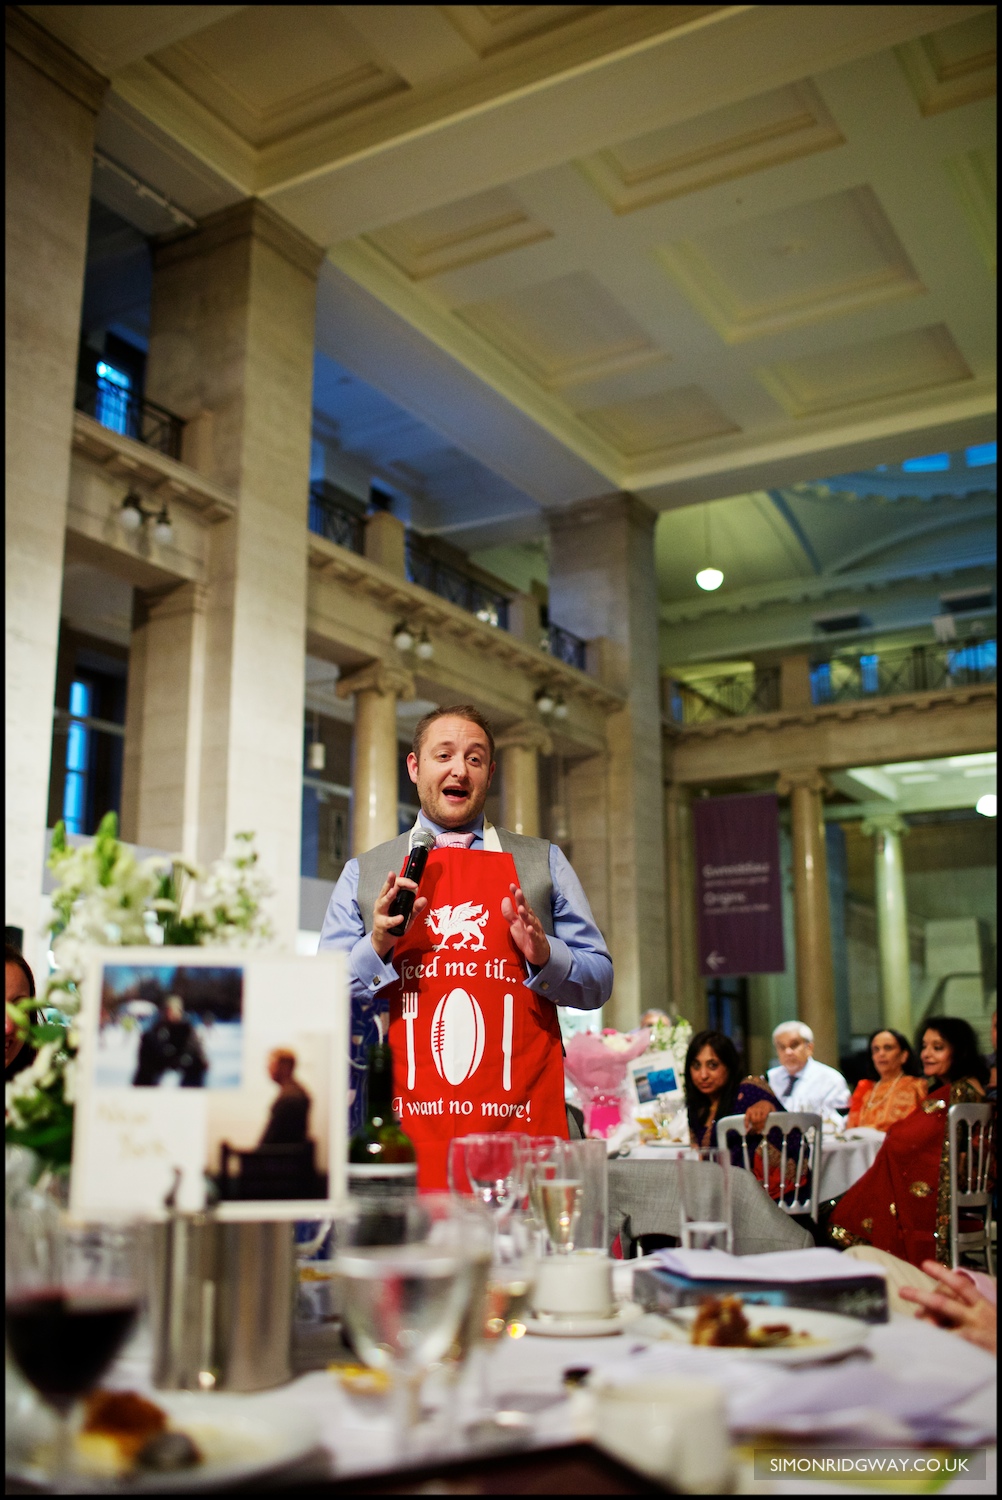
[308,484,366,554]
[405,534,510,629]
[75,379,185,460]
[810,639,996,704]
[667,668,781,725]
[544,622,587,671]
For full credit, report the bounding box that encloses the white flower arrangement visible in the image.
[6,813,273,1171]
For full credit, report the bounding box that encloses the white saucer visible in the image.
[524,1303,643,1338]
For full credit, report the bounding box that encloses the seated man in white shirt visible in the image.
[766,1020,850,1116]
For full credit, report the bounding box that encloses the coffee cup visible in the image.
[532,1250,614,1318]
[592,1377,732,1493]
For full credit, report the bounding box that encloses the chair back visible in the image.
[947,1103,995,1274]
[717,1111,822,1220]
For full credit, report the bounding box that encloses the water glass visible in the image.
[447,1134,525,1224]
[563,1139,607,1251]
[678,1147,733,1253]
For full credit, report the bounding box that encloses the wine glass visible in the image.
[332,1194,489,1458]
[535,1145,584,1254]
[447,1134,525,1225]
[5,1209,143,1486]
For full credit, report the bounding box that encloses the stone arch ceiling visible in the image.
[27,3,996,649]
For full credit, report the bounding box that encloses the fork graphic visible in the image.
[402,991,419,1089]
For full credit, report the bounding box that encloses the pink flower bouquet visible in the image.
[564,1028,651,1138]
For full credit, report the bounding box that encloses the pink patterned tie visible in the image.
[435,832,475,849]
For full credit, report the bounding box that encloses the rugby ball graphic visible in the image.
[430,988,486,1086]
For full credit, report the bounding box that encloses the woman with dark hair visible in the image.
[845,1028,927,1131]
[684,1030,803,1200]
[828,1017,990,1267]
[5,944,37,1082]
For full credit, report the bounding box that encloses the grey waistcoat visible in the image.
[356,827,553,938]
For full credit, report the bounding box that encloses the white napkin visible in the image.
[592,1319,996,1446]
[841,1126,886,1142]
[647,1247,887,1283]
[604,1119,640,1156]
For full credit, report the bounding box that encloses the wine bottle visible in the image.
[347,1042,417,1198]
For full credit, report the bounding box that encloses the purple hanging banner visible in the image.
[693,792,785,976]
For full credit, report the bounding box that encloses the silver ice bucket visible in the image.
[149,1212,296,1392]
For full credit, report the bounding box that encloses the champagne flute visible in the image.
[332,1194,488,1458]
[5,1210,143,1486]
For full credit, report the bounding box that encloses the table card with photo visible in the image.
[70,948,348,1218]
[626,1050,679,1105]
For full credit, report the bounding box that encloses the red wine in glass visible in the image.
[6,1288,140,1415]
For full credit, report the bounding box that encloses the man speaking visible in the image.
[319,705,613,1186]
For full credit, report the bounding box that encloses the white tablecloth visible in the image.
[627,1130,885,1203]
[8,1265,993,1495]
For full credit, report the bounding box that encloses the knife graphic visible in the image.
[502,992,513,1092]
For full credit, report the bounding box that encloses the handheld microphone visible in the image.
[387,828,436,929]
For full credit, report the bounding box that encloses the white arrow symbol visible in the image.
[706,951,725,970]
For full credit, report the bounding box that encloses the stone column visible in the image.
[861,813,912,1035]
[495,721,552,837]
[5,13,107,964]
[777,769,838,1066]
[664,783,706,1029]
[120,583,207,860]
[548,494,667,1030]
[779,653,813,711]
[144,201,323,942]
[337,661,415,855]
[364,511,406,578]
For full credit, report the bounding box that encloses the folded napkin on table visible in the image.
[603,1119,640,1156]
[593,1318,996,1447]
[648,1247,886,1283]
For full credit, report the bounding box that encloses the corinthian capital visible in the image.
[495,720,553,756]
[336,659,415,701]
[861,812,909,839]
[776,768,829,797]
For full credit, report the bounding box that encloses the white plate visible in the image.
[524,1302,644,1338]
[651,1303,870,1365]
[6,1390,321,1492]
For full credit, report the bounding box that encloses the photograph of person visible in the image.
[206,1032,331,1201]
[95,963,244,1090]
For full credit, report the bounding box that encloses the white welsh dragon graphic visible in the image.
[426,901,489,952]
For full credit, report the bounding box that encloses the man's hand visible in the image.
[370,870,428,960]
[899,1260,997,1354]
[744,1099,772,1133]
[501,882,551,968]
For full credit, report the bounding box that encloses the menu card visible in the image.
[70,948,348,1218]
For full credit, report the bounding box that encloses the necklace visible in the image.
[862,1072,905,1118]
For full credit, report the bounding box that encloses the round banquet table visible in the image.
[817,1128,885,1200]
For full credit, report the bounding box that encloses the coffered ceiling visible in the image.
[26,4,996,521]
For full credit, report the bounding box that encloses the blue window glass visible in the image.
[965,442,996,468]
[63,679,92,834]
[95,360,131,435]
[901,453,950,472]
[810,663,832,704]
[949,640,997,674]
[860,653,879,693]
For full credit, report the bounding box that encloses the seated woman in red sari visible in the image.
[828,1017,990,1268]
[685,1029,798,1199]
[846,1028,927,1131]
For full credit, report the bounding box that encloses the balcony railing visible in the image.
[308,484,366,554]
[405,533,510,629]
[75,379,185,461]
[543,622,587,671]
[810,640,996,704]
[667,639,996,724]
[667,668,781,725]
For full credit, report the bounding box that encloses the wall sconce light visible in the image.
[415,630,434,661]
[307,711,326,772]
[553,696,568,720]
[119,490,173,545]
[535,686,556,715]
[392,622,415,652]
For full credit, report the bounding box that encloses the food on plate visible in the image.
[76,1390,202,1476]
[689,1296,805,1349]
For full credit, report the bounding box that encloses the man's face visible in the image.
[775,1030,812,1075]
[407,716,495,830]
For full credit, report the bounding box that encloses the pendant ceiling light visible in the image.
[695,504,723,591]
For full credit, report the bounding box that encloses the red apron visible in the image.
[387,847,568,1189]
